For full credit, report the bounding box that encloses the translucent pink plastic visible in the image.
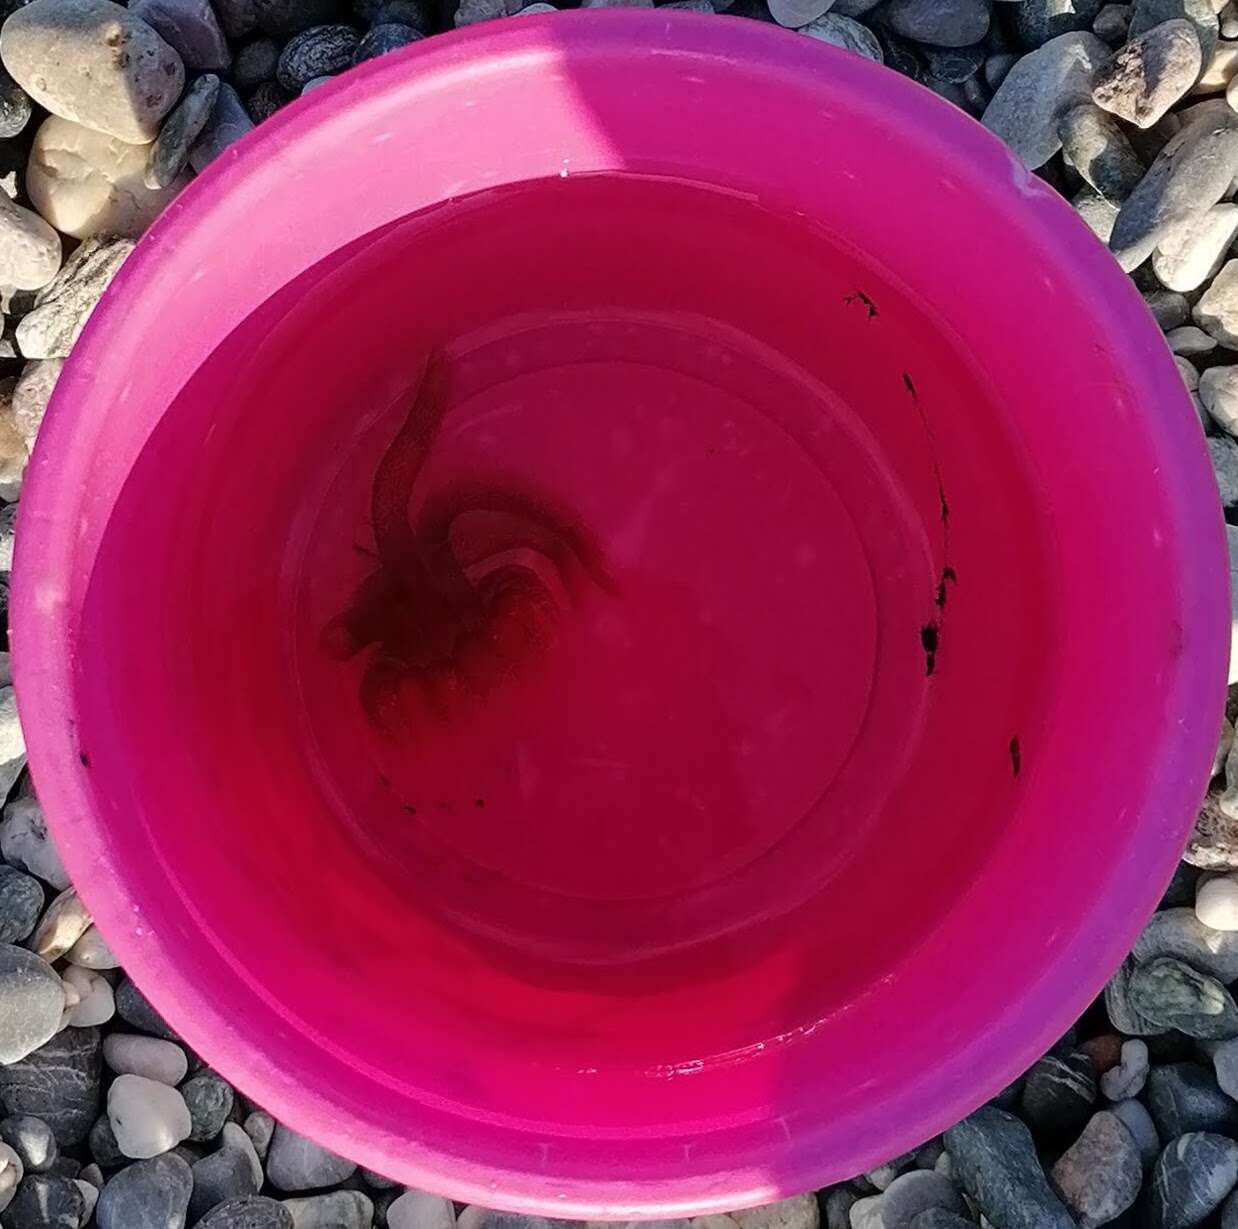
[11,12,1230,1219]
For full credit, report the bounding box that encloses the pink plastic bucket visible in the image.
[11,11,1230,1218]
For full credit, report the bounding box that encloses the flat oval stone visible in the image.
[6,1172,84,1229]
[96,1154,192,1229]
[265,1124,355,1192]
[0,0,184,142]
[1049,1111,1142,1229]
[1146,1062,1238,1137]
[199,1197,293,1229]
[0,1027,101,1146]
[103,1035,187,1086]
[0,948,63,1065]
[1130,955,1238,1037]
[1146,1132,1238,1229]
[107,1075,191,1160]
[0,869,41,945]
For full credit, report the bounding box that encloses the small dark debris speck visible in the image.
[920,623,939,677]
[1009,736,1022,778]
[402,804,417,815]
[378,773,391,789]
[78,752,90,768]
[475,798,485,808]
[844,290,879,319]
[903,372,917,398]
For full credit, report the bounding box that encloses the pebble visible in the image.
[199,1196,294,1229]
[266,1123,356,1191]
[95,1153,192,1229]
[732,1195,819,1229]
[0,1027,100,1146]
[799,13,884,59]
[129,0,229,70]
[26,116,187,241]
[1110,100,1238,269]
[78,1163,101,1190]
[277,24,359,89]
[0,0,183,143]
[1212,435,1238,504]
[107,1075,191,1159]
[232,37,278,87]
[386,1191,455,1229]
[88,1115,125,1170]
[254,0,340,37]
[1145,286,1191,325]
[0,1119,54,1175]
[825,1189,857,1229]
[352,21,420,60]
[65,926,116,971]
[1208,368,1238,434]
[849,1199,883,1229]
[1056,102,1145,199]
[452,0,519,22]
[942,1106,1075,1229]
[0,190,59,292]
[1093,17,1202,125]
[6,1172,84,1229]
[215,0,256,38]
[982,32,1112,168]
[878,1171,964,1229]
[1020,1050,1097,1136]
[27,886,91,962]
[1152,201,1238,289]
[242,1112,273,1162]
[922,44,985,82]
[0,948,64,1065]
[1198,257,1238,343]
[1075,187,1120,237]
[1199,871,1238,929]
[0,1141,21,1214]
[1130,0,1220,63]
[1216,1036,1238,1098]
[1048,1110,1142,1228]
[114,979,178,1042]
[1191,784,1238,864]
[188,82,254,172]
[0,868,40,946]
[766,0,829,25]
[1095,3,1134,44]
[61,966,113,1027]
[146,73,220,190]
[0,392,26,503]
[1167,323,1218,351]
[249,80,291,116]
[74,1177,97,1222]
[1110,1097,1160,1167]
[104,1035,186,1086]
[181,1072,234,1142]
[1100,1038,1149,1099]
[1195,35,1238,88]
[1146,1062,1238,1136]
[882,0,989,47]
[865,1152,917,1191]
[1107,907,1238,1030]
[1015,0,1104,47]
[1146,1132,1238,1229]
[281,1191,373,1229]
[188,1124,261,1221]
[0,693,25,803]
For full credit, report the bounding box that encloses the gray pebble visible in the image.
[1130,954,1238,1035]
[129,0,230,70]
[880,1171,965,1229]
[277,24,360,90]
[1169,324,1219,353]
[281,1191,373,1229]
[982,31,1111,168]
[0,949,63,1066]
[15,236,133,360]
[1049,1110,1142,1229]
[1100,1038,1149,1099]
[254,0,341,36]
[850,1198,883,1229]
[1110,100,1238,270]
[1094,2,1133,43]
[0,696,27,810]
[1021,1050,1097,1137]
[146,74,220,191]
[6,1173,84,1229]
[359,1169,398,1190]
[0,1119,55,1174]
[1213,436,1238,504]
[0,1027,98,1147]
[1147,1132,1238,1229]
[181,1072,233,1143]
[1074,187,1120,238]
[1092,18,1202,127]
[800,13,884,59]
[943,1106,1075,1229]
[96,1155,192,1229]
[0,868,40,945]
[88,1116,125,1170]
[0,67,30,141]
[352,21,421,61]
[232,38,279,87]
[189,1127,261,1221]
[1130,0,1219,65]
[831,0,881,11]
[824,1188,857,1229]
[1146,1062,1238,1137]
[985,50,1020,88]
[114,979,178,1042]
[1144,286,1191,326]
[865,1151,917,1191]
[242,1112,273,1162]
[1057,101,1144,199]
[882,0,990,47]
[1109,1097,1160,1167]
[922,43,985,81]
[199,1197,293,1229]
[1188,787,1238,868]
[189,82,255,173]
[1015,0,1104,47]
[265,1124,355,1192]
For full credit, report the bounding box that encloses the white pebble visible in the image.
[107,1074,192,1158]
[387,1191,456,1229]
[0,1142,22,1214]
[0,797,67,890]
[103,1034,188,1086]
[1198,873,1238,930]
[848,1196,883,1229]
[74,1177,98,1222]
[62,965,114,1027]
[65,925,118,970]
[29,886,91,962]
